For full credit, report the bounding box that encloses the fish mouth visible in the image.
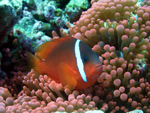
[94,64,103,69]
[93,64,103,74]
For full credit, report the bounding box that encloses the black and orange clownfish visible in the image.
[27,37,102,90]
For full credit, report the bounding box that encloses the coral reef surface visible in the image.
[0,0,150,113]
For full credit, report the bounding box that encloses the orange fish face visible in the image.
[74,40,102,89]
[75,62,102,89]
[90,63,103,81]
[81,55,102,77]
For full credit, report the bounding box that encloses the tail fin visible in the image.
[27,51,40,72]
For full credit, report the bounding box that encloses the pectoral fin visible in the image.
[59,62,77,90]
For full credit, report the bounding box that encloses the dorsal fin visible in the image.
[35,37,74,59]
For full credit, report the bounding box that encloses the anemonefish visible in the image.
[27,37,102,90]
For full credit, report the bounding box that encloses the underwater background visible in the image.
[0,0,149,112]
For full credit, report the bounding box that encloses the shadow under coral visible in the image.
[0,35,28,97]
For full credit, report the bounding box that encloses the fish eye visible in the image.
[82,55,88,63]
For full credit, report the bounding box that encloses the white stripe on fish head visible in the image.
[74,39,87,82]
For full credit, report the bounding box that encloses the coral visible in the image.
[10,0,91,54]
[44,3,56,22]
[0,71,26,98]
[0,0,22,46]
[68,0,143,47]
[12,0,70,52]
[21,69,70,98]
[0,69,101,112]
[13,22,51,52]
[0,87,14,113]
[65,0,90,22]
[0,35,28,97]
[4,92,98,113]
[0,70,144,113]
[50,0,150,112]
[0,87,12,99]
[43,1,70,30]
[1,0,150,112]
[1,35,28,71]
[22,0,70,29]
